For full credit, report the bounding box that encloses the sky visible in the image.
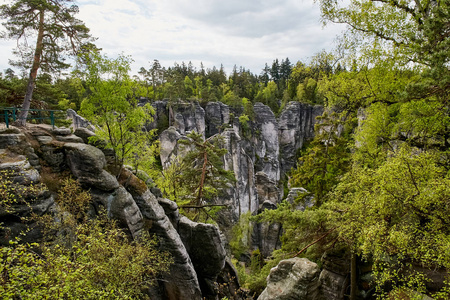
[0,0,345,76]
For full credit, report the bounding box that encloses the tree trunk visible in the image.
[15,9,45,126]
[350,252,358,300]
[196,150,208,206]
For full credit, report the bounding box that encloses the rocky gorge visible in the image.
[0,100,361,300]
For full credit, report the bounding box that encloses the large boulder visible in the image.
[258,257,321,300]
[90,186,145,239]
[64,142,119,191]
[178,216,227,299]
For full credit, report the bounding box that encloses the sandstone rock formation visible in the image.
[0,125,231,300]
[156,100,322,257]
[157,101,321,221]
[258,257,321,300]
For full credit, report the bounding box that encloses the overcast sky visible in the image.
[0,0,345,76]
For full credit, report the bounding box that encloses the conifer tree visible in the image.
[0,0,92,126]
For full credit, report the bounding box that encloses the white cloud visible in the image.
[0,0,345,76]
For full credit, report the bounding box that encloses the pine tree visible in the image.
[0,0,92,126]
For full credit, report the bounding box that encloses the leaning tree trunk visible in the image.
[15,10,45,127]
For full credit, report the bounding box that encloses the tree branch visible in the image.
[294,226,337,257]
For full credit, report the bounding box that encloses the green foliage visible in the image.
[233,249,287,298]
[0,178,172,299]
[318,0,449,102]
[79,51,156,175]
[256,81,279,113]
[166,131,235,222]
[331,146,450,298]
[229,212,253,259]
[0,169,45,215]
[290,111,353,203]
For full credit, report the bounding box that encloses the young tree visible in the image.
[0,0,92,126]
[80,52,155,176]
[172,131,235,221]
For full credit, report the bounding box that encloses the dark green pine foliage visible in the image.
[178,131,236,221]
[0,0,92,125]
[290,111,353,205]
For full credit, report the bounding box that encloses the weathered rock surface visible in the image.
[170,101,206,138]
[252,200,282,257]
[221,128,257,225]
[119,169,203,300]
[258,257,321,300]
[178,216,227,299]
[253,103,280,182]
[67,108,91,129]
[278,102,323,176]
[74,127,96,144]
[64,142,119,191]
[0,133,54,245]
[205,102,230,137]
[157,100,322,259]
[1,126,235,300]
[159,126,192,169]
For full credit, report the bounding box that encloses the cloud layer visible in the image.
[0,0,345,75]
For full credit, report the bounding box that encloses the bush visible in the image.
[0,177,173,299]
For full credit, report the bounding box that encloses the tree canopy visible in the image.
[0,0,92,125]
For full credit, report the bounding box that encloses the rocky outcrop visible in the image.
[258,257,321,300]
[159,126,193,169]
[0,128,54,245]
[67,108,92,129]
[221,128,257,225]
[0,125,234,300]
[157,100,322,260]
[178,216,227,299]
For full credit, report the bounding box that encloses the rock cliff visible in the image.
[0,125,231,300]
[156,100,322,239]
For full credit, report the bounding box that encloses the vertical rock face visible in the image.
[221,128,258,220]
[172,101,206,138]
[278,102,323,176]
[156,100,323,265]
[253,103,280,182]
[205,102,230,137]
[1,126,236,300]
[158,101,322,225]
[177,216,227,299]
[159,126,192,169]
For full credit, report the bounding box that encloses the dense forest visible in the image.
[0,0,449,299]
